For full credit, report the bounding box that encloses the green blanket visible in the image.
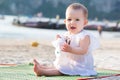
[0,64,119,80]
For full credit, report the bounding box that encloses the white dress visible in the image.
[52,30,99,76]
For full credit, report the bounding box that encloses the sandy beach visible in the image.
[0,39,55,65]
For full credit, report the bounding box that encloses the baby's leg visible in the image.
[33,59,63,76]
[37,68,63,76]
[33,59,53,69]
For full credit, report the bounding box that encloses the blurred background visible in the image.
[0,0,120,33]
[0,0,120,72]
[0,0,120,20]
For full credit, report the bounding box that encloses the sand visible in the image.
[0,38,120,80]
[0,15,120,79]
[0,38,120,70]
[93,38,120,70]
[0,39,54,66]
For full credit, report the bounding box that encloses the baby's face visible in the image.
[64,9,88,34]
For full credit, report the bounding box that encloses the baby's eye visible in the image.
[67,19,71,21]
[76,19,80,21]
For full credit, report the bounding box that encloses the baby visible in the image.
[33,3,99,76]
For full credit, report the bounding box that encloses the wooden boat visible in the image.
[13,16,120,32]
[22,21,49,28]
[85,25,120,32]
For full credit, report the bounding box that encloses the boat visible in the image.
[84,21,120,32]
[13,16,120,32]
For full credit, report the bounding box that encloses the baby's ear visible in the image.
[84,19,88,25]
[64,19,66,24]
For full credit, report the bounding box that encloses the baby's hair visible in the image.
[66,3,88,18]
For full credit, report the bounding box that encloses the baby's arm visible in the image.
[61,35,90,55]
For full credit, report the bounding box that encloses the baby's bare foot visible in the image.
[33,59,43,76]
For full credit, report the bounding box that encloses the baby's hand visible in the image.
[56,34,61,40]
[61,43,72,52]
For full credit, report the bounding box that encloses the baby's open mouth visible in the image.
[70,26,76,29]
